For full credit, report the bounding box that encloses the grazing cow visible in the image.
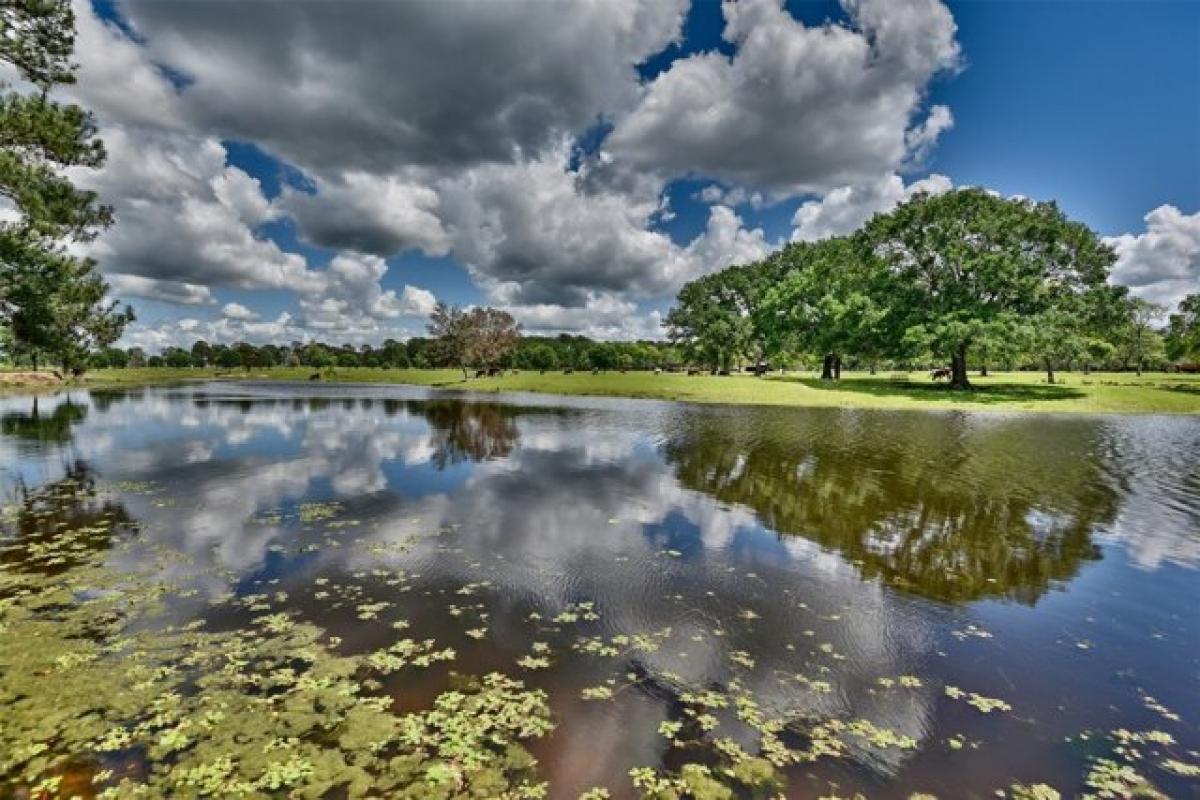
[475,368,487,378]
[930,367,952,381]
[687,367,701,376]
[563,367,574,374]
[654,367,662,375]
[308,372,321,381]
[487,366,502,377]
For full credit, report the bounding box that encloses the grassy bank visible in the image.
[3,365,1192,414]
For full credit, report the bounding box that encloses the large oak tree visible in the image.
[862,188,1115,389]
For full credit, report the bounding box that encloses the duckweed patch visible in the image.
[0,479,551,799]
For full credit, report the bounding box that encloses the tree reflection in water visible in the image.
[663,407,1120,603]
[417,400,522,467]
[0,461,131,577]
[0,396,88,444]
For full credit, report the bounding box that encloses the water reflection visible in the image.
[1,385,1198,798]
[0,461,129,577]
[0,396,88,444]
[662,408,1120,603]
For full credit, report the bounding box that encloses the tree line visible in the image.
[667,188,1199,388]
[70,331,687,374]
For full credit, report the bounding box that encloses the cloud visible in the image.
[684,204,774,268]
[437,145,772,307]
[504,294,666,341]
[106,274,216,306]
[119,309,425,352]
[211,169,277,228]
[436,148,676,306]
[115,0,687,173]
[297,253,438,335]
[694,184,765,209]
[1105,205,1200,310]
[904,104,954,166]
[278,173,450,258]
[72,126,321,293]
[606,0,959,195]
[67,0,185,131]
[221,302,259,321]
[791,172,952,241]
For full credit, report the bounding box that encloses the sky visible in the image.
[42,0,1200,350]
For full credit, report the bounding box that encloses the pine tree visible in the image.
[0,0,133,374]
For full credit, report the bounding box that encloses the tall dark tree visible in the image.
[427,302,474,378]
[0,0,132,373]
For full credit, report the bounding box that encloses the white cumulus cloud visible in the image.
[1105,205,1200,310]
[791,173,953,241]
[606,0,960,195]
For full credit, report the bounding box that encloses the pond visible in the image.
[1,382,1198,799]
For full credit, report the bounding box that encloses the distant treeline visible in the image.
[78,335,687,372]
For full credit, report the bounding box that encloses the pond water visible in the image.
[1,382,1198,799]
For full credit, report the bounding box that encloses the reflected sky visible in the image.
[1,383,1198,798]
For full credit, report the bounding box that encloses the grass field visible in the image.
[5,365,1195,414]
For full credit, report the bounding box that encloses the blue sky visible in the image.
[931,1,1199,234]
[71,0,1199,348]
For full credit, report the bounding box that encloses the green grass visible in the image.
[4,366,1199,414]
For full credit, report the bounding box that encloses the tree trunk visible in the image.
[460,361,468,379]
[979,364,988,377]
[820,353,834,380]
[31,351,38,372]
[1045,360,1055,384]
[949,343,971,390]
[833,355,842,380]
[1136,361,1142,376]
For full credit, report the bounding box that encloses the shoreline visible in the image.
[2,367,1199,415]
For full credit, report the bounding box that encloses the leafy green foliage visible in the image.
[0,0,132,374]
[668,187,1144,388]
[427,303,521,377]
[1164,293,1200,362]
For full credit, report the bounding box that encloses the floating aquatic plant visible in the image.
[1006,784,1061,800]
[944,686,1012,713]
[0,478,552,799]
